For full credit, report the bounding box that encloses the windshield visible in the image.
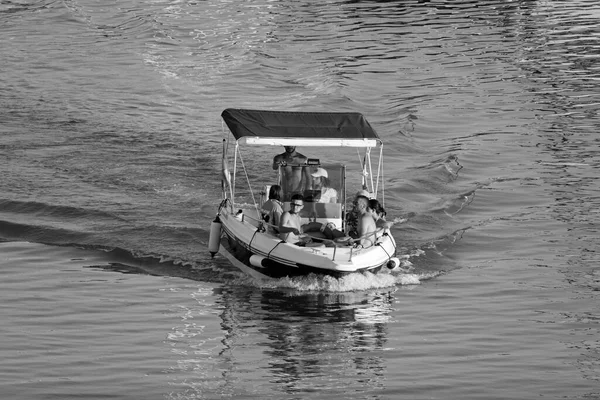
[279,163,345,205]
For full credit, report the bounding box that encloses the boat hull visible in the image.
[215,205,396,280]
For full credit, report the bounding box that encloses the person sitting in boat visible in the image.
[351,198,395,248]
[350,196,378,248]
[272,146,311,200]
[368,198,394,234]
[261,185,284,234]
[279,194,311,245]
[310,168,337,203]
[346,192,371,238]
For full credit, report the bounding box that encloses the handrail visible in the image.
[347,226,392,260]
[352,226,387,246]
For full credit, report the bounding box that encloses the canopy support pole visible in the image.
[232,142,239,208]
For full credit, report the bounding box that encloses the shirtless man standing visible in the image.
[272,146,310,199]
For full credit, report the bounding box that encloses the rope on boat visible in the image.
[236,146,261,217]
[376,235,393,261]
[366,147,374,194]
[267,240,285,259]
[220,121,234,201]
[355,145,385,206]
[218,198,230,214]
[248,229,259,249]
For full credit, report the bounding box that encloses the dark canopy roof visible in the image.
[221,108,381,147]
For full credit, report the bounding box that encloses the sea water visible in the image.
[1,0,599,399]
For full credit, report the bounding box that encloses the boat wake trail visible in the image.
[385,153,480,273]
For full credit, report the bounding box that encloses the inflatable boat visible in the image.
[209,108,400,279]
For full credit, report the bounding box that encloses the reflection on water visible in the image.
[167,285,404,398]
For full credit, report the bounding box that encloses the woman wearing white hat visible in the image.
[311,168,337,203]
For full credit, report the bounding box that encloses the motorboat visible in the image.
[208,108,400,280]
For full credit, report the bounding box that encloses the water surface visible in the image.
[1,0,599,398]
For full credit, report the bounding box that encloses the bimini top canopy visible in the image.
[221,108,381,148]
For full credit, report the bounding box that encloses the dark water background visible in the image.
[1,0,599,399]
